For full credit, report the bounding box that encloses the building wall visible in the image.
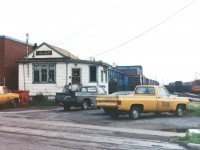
[67,63,108,92]
[19,62,108,96]
[19,62,66,96]
[0,37,32,89]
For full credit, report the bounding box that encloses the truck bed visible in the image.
[96,95,119,107]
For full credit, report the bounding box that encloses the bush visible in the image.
[30,93,57,106]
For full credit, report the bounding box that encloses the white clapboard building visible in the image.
[17,42,109,97]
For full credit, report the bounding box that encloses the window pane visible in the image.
[158,88,167,96]
[81,87,87,92]
[33,64,56,84]
[135,87,147,94]
[147,87,155,94]
[98,87,106,94]
[72,69,80,84]
[34,65,40,82]
[49,65,55,82]
[90,66,96,82]
[41,65,47,82]
[87,87,97,93]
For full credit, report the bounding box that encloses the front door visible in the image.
[72,69,81,85]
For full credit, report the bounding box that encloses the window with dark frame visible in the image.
[33,64,56,83]
[41,65,47,82]
[90,66,97,82]
[49,65,55,82]
[34,65,40,82]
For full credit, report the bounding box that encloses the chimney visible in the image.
[32,43,37,50]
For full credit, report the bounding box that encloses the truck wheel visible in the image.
[64,104,71,111]
[110,111,119,119]
[129,107,140,120]
[103,108,110,114]
[155,112,161,116]
[81,100,89,110]
[175,105,184,117]
[11,100,18,108]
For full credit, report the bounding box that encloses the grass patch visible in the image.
[178,133,200,144]
[185,102,200,116]
[30,99,57,106]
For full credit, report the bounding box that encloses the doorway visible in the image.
[72,68,81,84]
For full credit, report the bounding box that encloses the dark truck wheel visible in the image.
[129,107,140,120]
[103,108,110,114]
[63,104,71,111]
[81,100,89,110]
[175,105,184,117]
[110,110,119,119]
[11,99,18,108]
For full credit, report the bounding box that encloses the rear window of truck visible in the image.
[135,87,155,94]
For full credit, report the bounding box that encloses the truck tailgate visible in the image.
[96,95,119,107]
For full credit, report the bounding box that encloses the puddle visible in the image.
[161,128,200,134]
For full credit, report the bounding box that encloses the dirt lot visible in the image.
[0,105,199,149]
[1,105,200,131]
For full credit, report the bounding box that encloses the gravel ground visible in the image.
[2,105,199,132]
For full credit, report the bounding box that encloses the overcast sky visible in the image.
[1,0,199,84]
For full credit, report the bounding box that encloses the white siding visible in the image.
[18,61,109,96]
[19,62,66,96]
[67,63,108,92]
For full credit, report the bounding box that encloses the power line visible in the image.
[87,0,197,59]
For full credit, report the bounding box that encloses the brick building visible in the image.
[0,35,33,89]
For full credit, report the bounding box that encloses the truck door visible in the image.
[157,87,173,111]
[135,87,157,111]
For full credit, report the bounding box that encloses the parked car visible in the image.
[56,85,107,110]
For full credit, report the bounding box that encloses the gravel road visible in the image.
[0,105,199,149]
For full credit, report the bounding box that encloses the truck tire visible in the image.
[11,99,18,108]
[64,104,71,111]
[175,105,184,117]
[110,111,119,119]
[129,107,140,120]
[103,108,110,114]
[154,112,161,116]
[81,100,89,110]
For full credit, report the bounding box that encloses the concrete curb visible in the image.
[187,143,200,150]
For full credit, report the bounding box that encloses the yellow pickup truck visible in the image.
[0,86,20,107]
[96,85,189,119]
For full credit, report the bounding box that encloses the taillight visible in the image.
[117,101,121,105]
